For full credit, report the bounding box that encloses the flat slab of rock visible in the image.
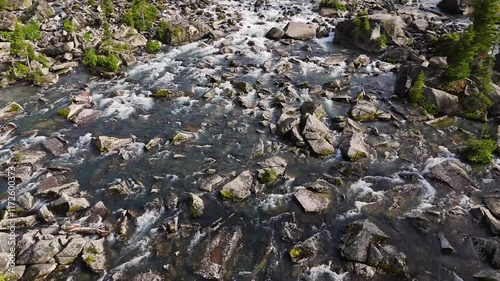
[0,215,37,230]
[426,160,474,193]
[302,113,335,156]
[17,238,63,264]
[42,137,67,156]
[294,189,331,213]
[220,170,253,201]
[35,179,79,198]
[283,22,316,40]
[82,238,107,273]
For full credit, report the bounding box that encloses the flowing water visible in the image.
[0,0,496,280]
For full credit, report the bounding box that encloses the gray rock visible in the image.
[38,205,55,223]
[483,207,500,235]
[56,237,86,265]
[487,84,500,117]
[429,56,448,69]
[265,27,284,40]
[334,14,406,52]
[198,174,225,192]
[49,193,91,214]
[82,238,107,273]
[17,238,63,264]
[0,215,37,230]
[485,194,500,219]
[258,156,287,176]
[21,264,57,280]
[438,0,473,15]
[283,22,316,40]
[171,131,195,145]
[0,102,24,120]
[133,272,164,281]
[289,233,321,263]
[340,219,389,263]
[293,189,331,213]
[0,11,16,31]
[91,136,133,153]
[3,0,32,10]
[189,193,204,217]
[35,180,80,198]
[423,87,459,115]
[42,137,67,156]
[72,109,100,125]
[220,170,253,201]
[350,100,381,121]
[474,269,500,281]
[426,160,474,193]
[322,77,350,91]
[233,81,254,93]
[191,226,243,280]
[413,18,429,31]
[383,47,411,63]
[301,113,335,156]
[17,192,35,210]
[35,0,54,18]
[145,137,163,151]
[91,201,110,220]
[438,232,455,254]
[340,131,370,161]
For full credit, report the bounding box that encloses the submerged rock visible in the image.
[191,226,243,280]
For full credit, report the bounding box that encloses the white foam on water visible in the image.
[64,133,92,161]
[302,264,349,281]
[188,229,206,253]
[422,156,459,174]
[126,209,163,250]
[257,193,292,211]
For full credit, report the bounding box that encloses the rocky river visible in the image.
[1,0,500,280]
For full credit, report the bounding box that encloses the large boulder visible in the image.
[334,14,406,52]
[91,136,133,153]
[17,238,63,264]
[423,87,459,115]
[437,0,473,15]
[340,131,370,161]
[283,22,316,40]
[162,21,211,46]
[394,63,445,97]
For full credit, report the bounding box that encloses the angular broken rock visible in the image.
[0,215,37,230]
[293,189,331,213]
[21,264,57,280]
[56,237,86,265]
[191,226,243,280]
[91,136,133,153]
[426,160,474,193]
[189,193,204,218]
[340,219,389,263]
[258,156,288,177]
[82,238,107,273]
[35,179,79,198]
[17,238,63,264]
[289,232,322,263]
[198,174,225,192]
[171,131,195,145]
[301,113,335,156]
[49,193,90,214]
[220,170,253,201]
[42,137,67,156]
[438,232,455,254]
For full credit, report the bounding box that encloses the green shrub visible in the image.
[378,33,387,49]
[24,20,41,41]
[103,0,114,17]
[83,32,92,42]
[122,0,158,32]
[62,19,75,33]
[97,53,120,72]
[83,49,98,67]
[409,71,425,105]
[320,0,346,11]
[462,137,496,164]
[352,16,370,38]
[261,168,278,184]
[145,40,161,53]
